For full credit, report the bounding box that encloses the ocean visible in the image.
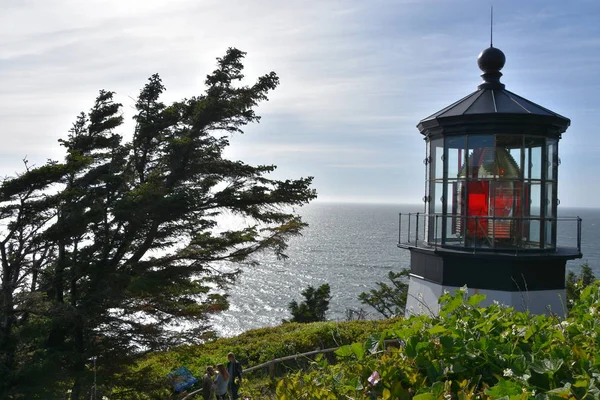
[211,202,600,337]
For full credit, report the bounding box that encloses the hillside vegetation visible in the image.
[116,280,600,399]
[114,318,402,398]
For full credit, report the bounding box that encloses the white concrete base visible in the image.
[405,275,567,318]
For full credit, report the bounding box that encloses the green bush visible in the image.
[112,318,401,398]
[277,282,600,399]
[111,279,600,399]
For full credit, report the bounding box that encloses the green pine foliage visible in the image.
[0,48,316,399]
[359,269,409,318]
[287,284,332,323]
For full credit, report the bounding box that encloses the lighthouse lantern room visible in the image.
[399,45,582,317]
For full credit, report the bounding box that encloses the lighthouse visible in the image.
[399,44,582,317]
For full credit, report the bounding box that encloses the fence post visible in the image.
[577,217,582,253]
[415,213,419,247]
[435,214,438,249]
[398,213,402,244]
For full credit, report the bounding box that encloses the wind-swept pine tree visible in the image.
[287,284,331,323]
[0,48,316,399]
[358,269,410,318]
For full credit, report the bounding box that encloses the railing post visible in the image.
[415,212,419,247]
[435,214,439,249]
[269,362,275,381]
[398,213,402,244]
[433,214,439,249]
[577,217,582,253]
[407,213,411,244]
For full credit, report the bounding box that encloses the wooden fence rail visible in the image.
[241,346,339,374]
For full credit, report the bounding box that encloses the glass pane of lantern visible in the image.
[431,138,444,180]
[445,181,462,243]
[497,135,523,178]
[434,182,444,214]
[525,137,544,180]
[510,147,522,173]
[545,220,554,248]
[435,214,443,244]
[547,139,557,181]
[500,135,523,170]
[546,182,554,217]
[446,136,466,179]
[426,213,442,244]
[490,181,513,245]
[464,180,489,244]
[429,181,444,215]
[526,182,542,246]
[531,147,542,179]
[497,135,522,149]
[467,135,495,177]
[512,181,523,218]
[528,219,541,247]
[529,182,541,216]
[427,180,435,215]
[524,145,530,180]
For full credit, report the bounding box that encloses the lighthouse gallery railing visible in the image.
[398,213,582,255]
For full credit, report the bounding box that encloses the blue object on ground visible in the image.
[167,366,199,392]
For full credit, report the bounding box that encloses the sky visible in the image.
[1,0,600,208]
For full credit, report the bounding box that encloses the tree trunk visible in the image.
[0,245,16,396]
[69,313,85,400]
[70,375,82,400]
[47,241,68,348]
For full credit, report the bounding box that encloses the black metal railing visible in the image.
[398,212,582,255]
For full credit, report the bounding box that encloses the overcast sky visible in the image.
[2,0,599,207]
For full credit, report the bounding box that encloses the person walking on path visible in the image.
[214,364,230,400]
[202,366,216,400]
[227,352,243,400]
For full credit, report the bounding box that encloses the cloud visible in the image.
[1,0,600,206]
[325,163,405,169]
[227,143,376,158]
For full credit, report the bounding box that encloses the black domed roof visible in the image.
[417,46,570,138]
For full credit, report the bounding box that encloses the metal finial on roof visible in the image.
[477,6,506,89]
[417,8,570,134]
[477,47,505,89]
[478,7,505,90]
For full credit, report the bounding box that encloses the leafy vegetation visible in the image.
[359,269,409,318]
[115,318,403,398]
[98,270,600,399]
[277,281,600,399]
[0,48,316,399]
[567,263,596,311]
[286,284,332,323]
